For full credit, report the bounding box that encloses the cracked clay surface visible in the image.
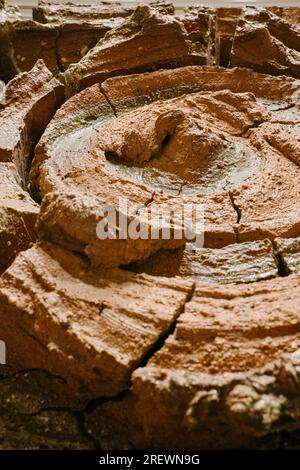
[1,1,300,451]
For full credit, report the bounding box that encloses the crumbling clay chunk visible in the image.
[63,5,215,95]
[29,66,300,266]
[275,236,300,275]
[1,3,132,80]
[101,65,300,115]
[232,121,300,242]
[8,21,60,79]
[33,0,136,23]
[216,7,241,66]
[32,1,174,24]
[87,275,300,449]
[0,241,193,405]
[128,239,279,284]
[179,6,218,66]
[0,2,22,81]
[0,60,64,182]
[0,163,38,274]
[268,7,300,26]
[230,6,300,79]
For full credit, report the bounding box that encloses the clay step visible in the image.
[0,4,127,80]
[230,6,300,79]
[127,239,279,284]
[32,0,136,24]
[30,66,300,269]
[0,60,64,181]
[87,275,300,449]
[275,236,300,275]
[0,241,192,406]
[0,163,38,273]
[63,5,218,95]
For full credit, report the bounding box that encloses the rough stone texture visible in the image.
[0,60,64,182]
[5,21,60,80]
[0,408,95,450]
[180,5,218,66]
[230,6,300,79]
[87,275,300,449]
[232,121,300,242]
[31,66,300,267]
[127,239,279,284]
[0,242,192,405]
[63,5,217,95]
[0,18,123,81]
[0,5,300,448]
[0,369,96,449]
[33,1,174,24]
[0,3,22,81]
[101,65,300,115]
[275,236,300,275]
[215,6,300,68]
[33,68,281,264]
[268,7,300,26]
[0,163,38,274]
[1,0,148,80]
[33,0,136,23]
[216,7,240,66]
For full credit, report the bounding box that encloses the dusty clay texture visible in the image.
[63,5,218,95]
[127,239,279,284]
[1,2,300,451]
[0,241,192,406]
[29,66,300,269]
[32,0,136,23]
[0,60,62,275]
[0,60,64,181]
[32,1,174,24]
[89,275,300,449]
[1,0,146,80]
[230,6,300,79]
[275,236,300,275]
[0,163,38,274]
[216,7,241,66]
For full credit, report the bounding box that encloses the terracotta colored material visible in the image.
[128,239,279,284]
[88,275,300,449]
[32,0,136,23]
[0,18,122,80]
[0,60,64,181]
[0,3,22,80]
[268,7,300,25]
[33,67,288,265]
[216,7,241,66]
[31,66,300,268]
[0,242,192,405]
[230,6,300,79]
[0,163,38,273]
[63,5,217,95]
[1,2,300,449]
[233,121,300,242]
[0,60,61,273]
[33,1,174,24]
[101,65,300,114]
[275,236,300,275]
[179,6,218,66]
